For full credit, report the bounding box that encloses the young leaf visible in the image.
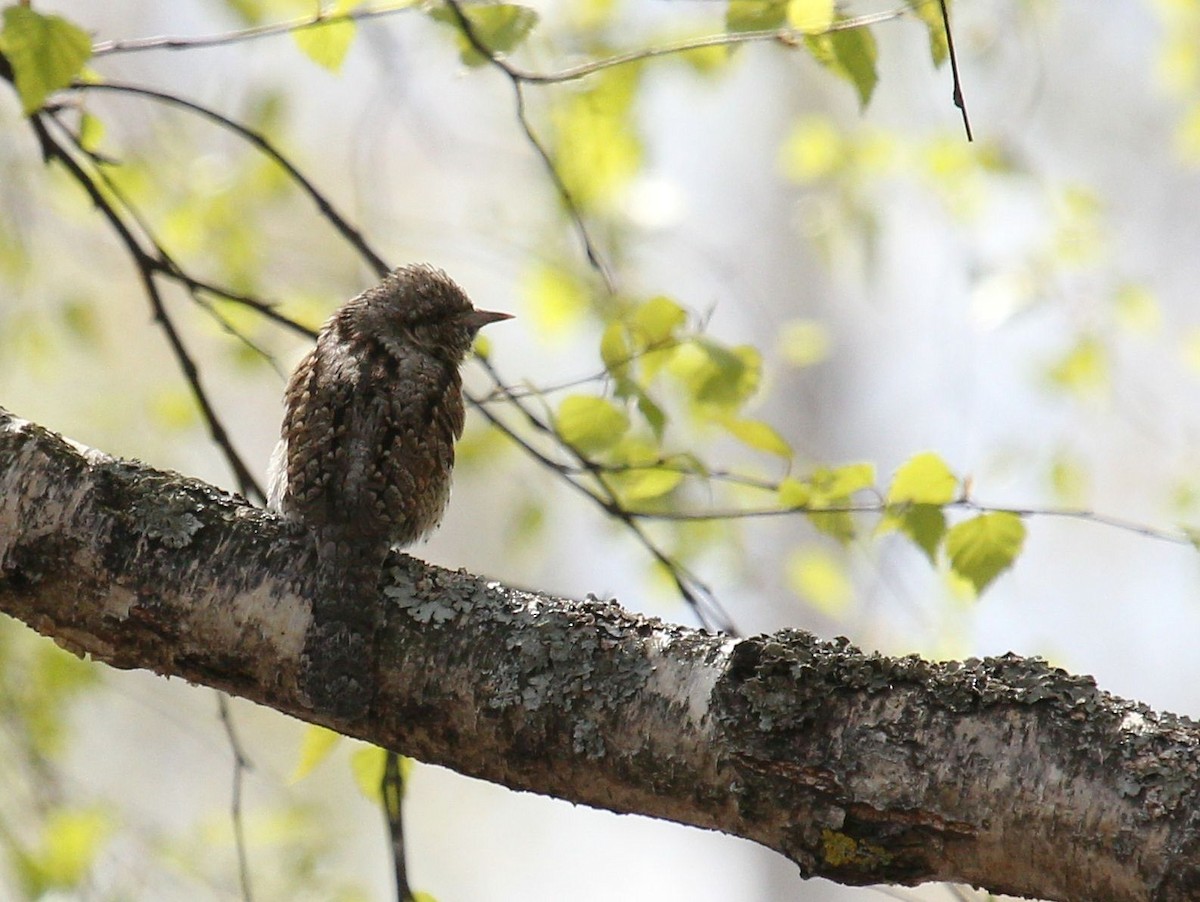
[905,0,949,66]
[727,0,787,33]
[786,548,853,615]
[21,808,113,894]
[525,262,588,335]
[429,4,539,67]
[0,7,92,115]
[550,65,642,208]
[634,387,667,439]
[811,462,875,502]
[632,295,687,347]
[608,439,682,502]
[879,503,947,564]
[778,318,832,366]
[293,12,357,72]
[291,724,341,782]
[556,395,629,454]
[805,21,879,108]
[787,0,835,34]
[600,320,633,384]
[946,512,1026,595]
[724,417,792,459]
[350,745,391,802]
[778,476,812,507]
[887,451,958,505]
[613,466,683,503]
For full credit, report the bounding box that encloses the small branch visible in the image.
[73,81,391,278]
[442,0,616,292]
[92,3,419,57]
[216,693,255,902]
[471,355,736,632]
[938,0,973,141]
[381,752,412,902]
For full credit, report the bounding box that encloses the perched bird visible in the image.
[269,263,511,556]
[268,263,511,716]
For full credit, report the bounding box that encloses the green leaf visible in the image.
[350,745,394,802]
[632,295,687,347]
[778,318,832,366]
[18,808,113,895]
[290,725,341,782]
[805,20,879,108]
[887,452,958,505]
[634,388,667,439]
[525,262,589,336]
[779,116,844,183]
[811,462,875,502]
[550,64,642,208]
[787,0,834,34]
[430,4,539,67]
[946,512,1026,595]
[725,418,792,458]
[600,320,633,385]
[78,111,104,154]
[792,466,871,543]
[293,9,357,72]
[905,0,948,66]
[786,548,852,615]
[726,0,787,33]
[1046,336,1108,397]
[879,503,946,564]
[779,476,811,507]
[556,395,629,454]
[0,7,93,115]
[608,439,683,502]
[613,466,683,503]
[667,339,761,411]
[807,509,856,544]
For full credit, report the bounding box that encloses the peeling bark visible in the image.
[1,406,1199,901]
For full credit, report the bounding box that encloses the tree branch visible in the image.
[1,406,1198,901]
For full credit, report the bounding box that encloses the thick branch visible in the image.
[1,406,1198,901]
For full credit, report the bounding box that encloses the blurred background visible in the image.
[2,0,1199,899]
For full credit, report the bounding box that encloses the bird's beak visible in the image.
[463,308,514,332]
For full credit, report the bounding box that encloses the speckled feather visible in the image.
[268,263,509,566]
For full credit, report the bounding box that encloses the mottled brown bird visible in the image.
[268,263,510,716]
[269,263,510,551]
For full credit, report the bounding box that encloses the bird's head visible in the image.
[336,264,511,362]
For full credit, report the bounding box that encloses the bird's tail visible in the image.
[302,534,388,721]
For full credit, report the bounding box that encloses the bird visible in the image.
[267,263,511,717]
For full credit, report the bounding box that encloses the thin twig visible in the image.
[381,752,412,902]
[92,3,419,56]
[470,355,737,632]
[442,0,616,293]
[938,0,973,141]
[216,693,255,902]
[90,4,909,84]
[73,81,391,278]
[45,109,294,372]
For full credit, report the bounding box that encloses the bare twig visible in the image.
[441,0,615,291]
[381,752,412,902]
[73,81,391,278]
[216,693,255,902]
[938,0,973,141]
[92,3,419,57]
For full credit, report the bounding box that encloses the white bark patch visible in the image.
[644,635,736,726]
